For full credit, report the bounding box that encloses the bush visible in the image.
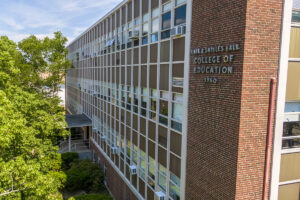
[61,152,79,170]
[68,194,113,200]
[65,160,105,192]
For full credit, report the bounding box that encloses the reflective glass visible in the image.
[161,30,171,39]
[176,0,186,6]
[143,13,149,22]
[292,10,300,23]
[152,18,159,33]
[152,8,159,18]
[143,23,149,35]
[142,36,148,45]
[175,5,187,25]
[294,0,300,9]
[163,2,172,13]
[151,33,158,43]
[162,12,171,30]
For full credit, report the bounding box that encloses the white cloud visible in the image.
[57,0,121,12]
[0,18,24,30]
[0,30,54,43]
[0,0,123,44]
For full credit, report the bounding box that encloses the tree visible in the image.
[0,33,71,199]
[17,32,70,97]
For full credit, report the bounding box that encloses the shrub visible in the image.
[68,194,113,200]
[65,160,105,192]
[61,152,79,170]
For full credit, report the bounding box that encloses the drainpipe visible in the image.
[263,78,277,200]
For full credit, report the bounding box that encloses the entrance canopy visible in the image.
[65,114,92,128]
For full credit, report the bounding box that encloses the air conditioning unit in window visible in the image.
[111,146,118,154]
[155,191,166,200]
[170,25,186,37]
[129,31,139,40]
[129,165,137,175]
[92,127,97,132]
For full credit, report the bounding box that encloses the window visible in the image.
[161,2,171,39]
[152,18,159,33]
[282,122,300,149]
[162,11,171,30]
[142,13,149,44]
[293,0,300,15]
[175,5,187,26]
[151,8,159,43]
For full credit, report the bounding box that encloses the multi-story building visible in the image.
[65,0,300,199]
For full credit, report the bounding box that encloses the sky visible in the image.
[0,0,122,44]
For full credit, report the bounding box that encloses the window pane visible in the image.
[152,8,159,18]
[176,0,186,6]
[292,10,300,23]
[286,62,300,101]
[163,2,171,12]
[152,18,159,33]
[289,27,300,58]
[175,5,187,26]
[280,152,300,182]
[142,36,148,45]
[158,173,167,192]
[151,33,158,43]
[162,12,171,30]
[294,0,300,9]
[143,13,149,22]
[279,183,300,200]
[282,122,300,149]
[161,30,171,39]
[143,23,149,35]
[160,41,170,62]
[172,103,183,122]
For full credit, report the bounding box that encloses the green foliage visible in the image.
[64,160,105,193]
[68,194,113,200]
[0,33,71,199]
[17,32,71,97]
[61,152,79,170]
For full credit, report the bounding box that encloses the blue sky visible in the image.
[0,0,122,44]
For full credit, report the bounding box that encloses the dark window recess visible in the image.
[282,121,300,149]
[161,30,171,40]
[142,36,148,45]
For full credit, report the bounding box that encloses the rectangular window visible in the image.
[293,10,300,23]
[151,33,158,43]
[282,122,300,149]
[279,183,300,200]
[289,27,300,58]
[162,12,171,30]
[151,18,159,33]
[175,5,187,26]
[286,62,300,101]
[143,23,149,36]
[163,2,171,12]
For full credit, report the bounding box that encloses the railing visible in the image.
[59,139,90,153]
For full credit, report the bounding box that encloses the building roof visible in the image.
[65,114,92,128]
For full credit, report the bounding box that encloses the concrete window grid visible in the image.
[66,0,188,199]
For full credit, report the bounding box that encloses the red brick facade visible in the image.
[186,0,283,199]
[90,142,139,200]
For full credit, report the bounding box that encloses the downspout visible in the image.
[263,78,277,200]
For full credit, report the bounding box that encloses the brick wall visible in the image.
[90,141,139,200]
[186,0,283,199]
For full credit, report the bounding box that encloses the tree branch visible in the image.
[0,189,25,197]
